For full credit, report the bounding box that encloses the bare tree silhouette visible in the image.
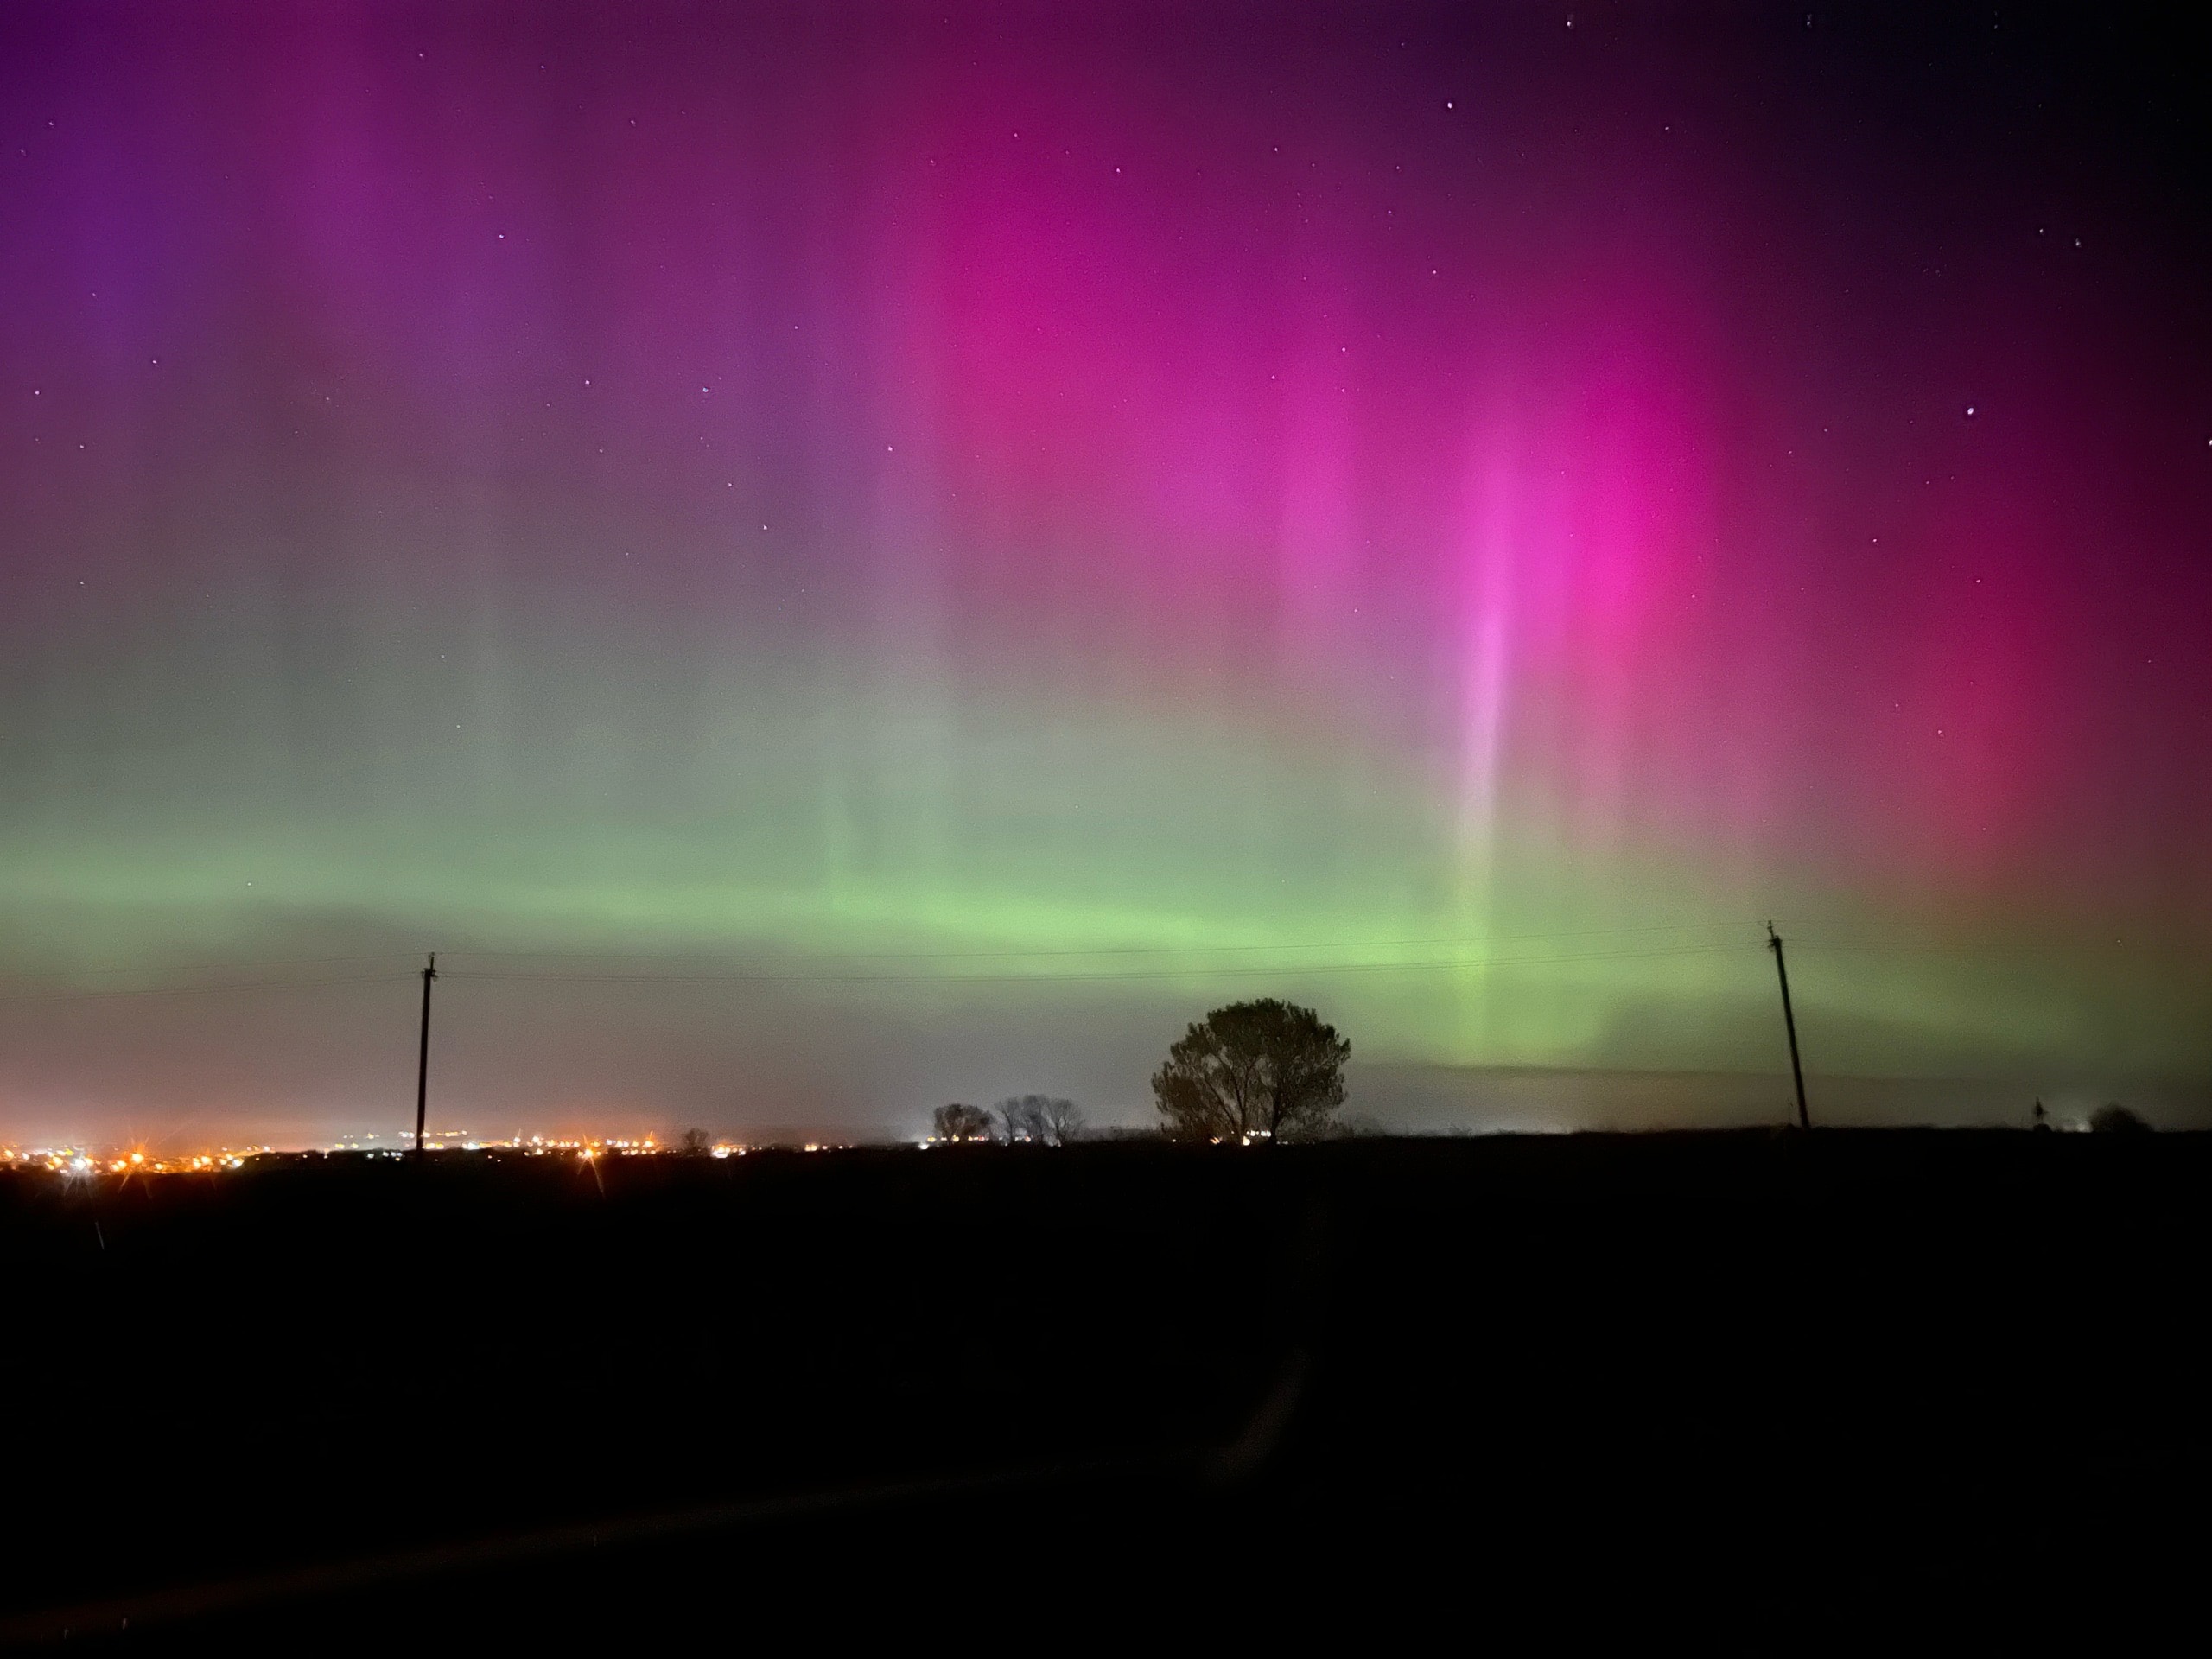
[1039,1096,1084,1146]
[994,1095,1084,1146]
[931,1103,995,1143]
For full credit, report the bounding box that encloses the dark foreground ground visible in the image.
[2,1131,2208,1648]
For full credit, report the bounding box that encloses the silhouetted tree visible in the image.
[678,1127,714,1157]
[932,1103,995,1143]
[1151,999,1350,1143]
[2090,1103,2151,1134]
[995,1094,1084,1146]
[1039,1096,1084,1146]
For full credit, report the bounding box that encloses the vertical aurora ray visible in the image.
[0,6,2207,1142]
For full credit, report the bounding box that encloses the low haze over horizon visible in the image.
[3,4,2208,1147]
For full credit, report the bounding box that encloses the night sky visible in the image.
[3,4,2208,1147]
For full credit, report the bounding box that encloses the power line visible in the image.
[441,941,1754,988]
[0,925,1761,992]
[0,973,415,1006]
[0,928,2113,1001]
[1778,938,2084,957]
[0,954,420,983]
[439,919,1761,965]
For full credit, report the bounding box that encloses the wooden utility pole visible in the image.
[413,960,437,1159]
[1766,923,1810,1130]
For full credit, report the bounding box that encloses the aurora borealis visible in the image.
[2,5,2207,1144]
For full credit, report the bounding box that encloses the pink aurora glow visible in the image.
[3,8,2208,941]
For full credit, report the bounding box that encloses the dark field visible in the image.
[3,1132,2209,1645]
